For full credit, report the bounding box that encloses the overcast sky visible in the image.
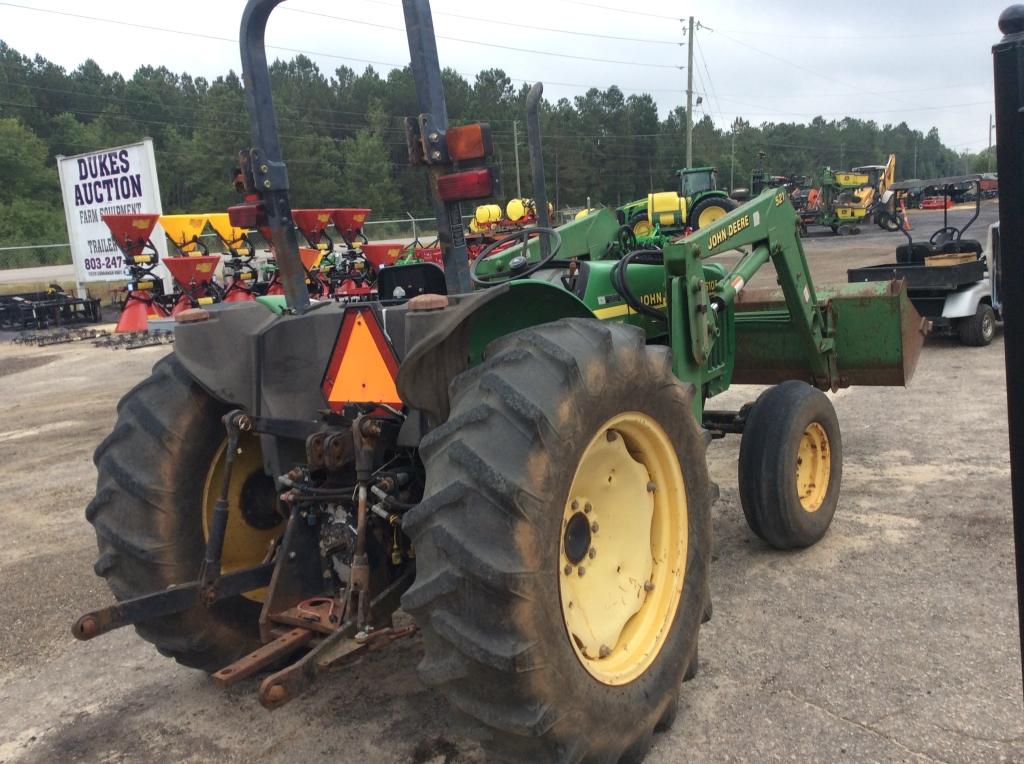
[0,0,1009,155]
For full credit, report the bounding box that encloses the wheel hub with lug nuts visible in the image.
[796,422,830,512]
[558,413,688,686]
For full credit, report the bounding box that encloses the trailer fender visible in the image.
[942,278,992,319]
[397,281,593,426]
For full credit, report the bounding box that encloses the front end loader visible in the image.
[72,2,927,761]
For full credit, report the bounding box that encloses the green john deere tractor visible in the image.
[620,166,738,237]
[71,2,927,762]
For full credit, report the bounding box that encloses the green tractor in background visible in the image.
[71,2,928,762]
[620,166,738,237]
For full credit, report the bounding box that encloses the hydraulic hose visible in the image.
[611,248,668,322]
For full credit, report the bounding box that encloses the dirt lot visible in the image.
[0,201,1020,763]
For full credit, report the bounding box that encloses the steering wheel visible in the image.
[470,227,562,286]
[929,226,959,246]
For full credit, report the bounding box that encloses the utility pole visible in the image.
[554,144,559,210]
[685,16,694,169]
[730,131,736,190]
[989,113,995,172]
[513,120,522,197]
[913,143,918,177]
[839,142,845,168]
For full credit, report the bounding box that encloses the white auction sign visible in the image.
[56,138,169,295]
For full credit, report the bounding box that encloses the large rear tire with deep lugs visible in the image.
[86,354,279,671]
[689,195,737,230]
[403,319,713,763]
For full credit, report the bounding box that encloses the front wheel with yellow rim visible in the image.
[738,380,843,549]
[404,318,713,763]
[629,211,655,238]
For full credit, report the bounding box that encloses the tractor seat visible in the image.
[938,239,982,256]
[377,262,446,302]
[895,242,935,265]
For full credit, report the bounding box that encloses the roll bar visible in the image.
[237,0,471,309]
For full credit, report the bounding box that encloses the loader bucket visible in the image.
[361,243,406,269]
[330,208,371,239]
[102,214,160,257]
[732,279,928,387]
[159,214,209,253]
[207,212,246,245]
[292,209,334,246]
[162,255,221,286]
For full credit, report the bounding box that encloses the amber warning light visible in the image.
[322,309,402,410]
[445,123,492,161]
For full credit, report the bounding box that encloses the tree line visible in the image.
[0,39,994,263]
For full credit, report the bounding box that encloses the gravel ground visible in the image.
[0,200,1019,763]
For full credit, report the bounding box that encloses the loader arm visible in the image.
[664,188,836,391]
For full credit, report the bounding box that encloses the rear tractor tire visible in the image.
[958,302,996,347]
[86,354,282,671]
[403,318,713,763]
[738,381,842,549]
[689,196,738,231]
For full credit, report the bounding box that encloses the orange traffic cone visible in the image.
[900,200,911,230]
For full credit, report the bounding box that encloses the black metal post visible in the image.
[402,0,472,295]
[992,4,1024,686]
[525,82,550,258]
[238,0,310,313]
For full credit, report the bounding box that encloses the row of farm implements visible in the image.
[102,207,397,332]
[0,286,102,331]
[102,200,543,333]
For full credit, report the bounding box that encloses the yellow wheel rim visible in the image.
[796,422,830,512]
[696,204,728,229]
[559,413,688,686]
[202,432,284,601]
[632,219,654,238]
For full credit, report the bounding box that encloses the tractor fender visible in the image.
[941,278,991,319]
[397,280,593,426]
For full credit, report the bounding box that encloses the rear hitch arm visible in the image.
[72,408,270,642]
[71,563,275,641]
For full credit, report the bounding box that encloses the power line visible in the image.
[274,8,682,69]
[694,31,725,127]
[286,2,682,46]
[696,100,993,119]
[709,28,927,111]
[545,0,683,22]
[0,2,679,79]
[713,26,991,41]
[703,81,991,102]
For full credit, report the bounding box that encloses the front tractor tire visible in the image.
[403,319,713,763]
[738,381,842,549]
[86,355,278,671]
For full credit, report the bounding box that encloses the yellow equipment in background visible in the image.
[646,192,687,231]
[833,154,897,227]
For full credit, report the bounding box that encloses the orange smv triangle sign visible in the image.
[322,309,402,410]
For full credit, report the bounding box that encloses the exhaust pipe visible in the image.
[526,82,550,256]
